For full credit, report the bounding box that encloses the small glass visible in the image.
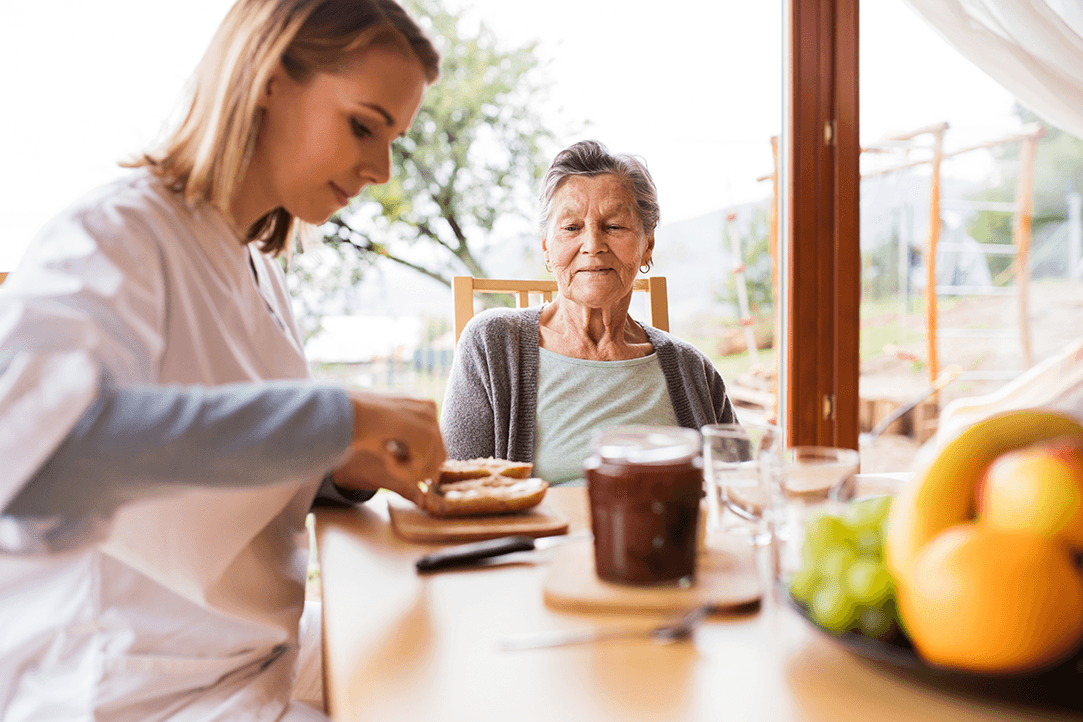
[583,426,703,586]
[701,423,782,546]
[770,445,861,587]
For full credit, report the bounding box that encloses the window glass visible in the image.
[305,0,784,432]
[859,0,1083,471]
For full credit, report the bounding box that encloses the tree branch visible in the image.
[414,220,457,254]
[376,251,451,288]
[445,210,467,247]
[327,228,451,289]
[398,146,446,200]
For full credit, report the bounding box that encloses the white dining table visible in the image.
[313,484,1080,722]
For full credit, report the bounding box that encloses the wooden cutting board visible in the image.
[387,495,569,543]
[542,535,762,614]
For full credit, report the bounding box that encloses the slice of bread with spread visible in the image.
[436,457,534,482]
[420,458,547,517]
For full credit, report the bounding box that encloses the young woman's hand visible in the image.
[329,389,445,506]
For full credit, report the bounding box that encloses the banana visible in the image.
[885,408,1083,586]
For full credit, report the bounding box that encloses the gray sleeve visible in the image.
[710,365,739,425]
[688,336,738,424]
[649,327,738,429]
[1,378,355,552]
[687,346,738,426]
[440,316,498,460]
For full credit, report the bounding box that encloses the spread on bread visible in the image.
[418,458,548,517]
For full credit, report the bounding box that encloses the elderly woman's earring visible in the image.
[640,260,653,274]
[544,258,551,272]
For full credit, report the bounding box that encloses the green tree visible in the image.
[307,0,556,291]
[864,221,903,301]
[721,207,774,316]
[284,240,376,340]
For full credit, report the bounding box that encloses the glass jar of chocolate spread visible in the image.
[583,425,703,586]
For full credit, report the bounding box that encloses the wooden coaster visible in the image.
[387,495,569,544]
[542,536,762,614]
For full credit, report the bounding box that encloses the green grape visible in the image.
[882,596,909,639]
[845,557,893,606]
[852,528,882,557]
[810,581,858,632]
[817,543,857,581]
[844,495,893,533]
[857,605,894,640]
[789,565,821,604]
[803,513,854,561]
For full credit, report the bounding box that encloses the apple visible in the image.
[977,436,1083,548]
[885,409,1083,588]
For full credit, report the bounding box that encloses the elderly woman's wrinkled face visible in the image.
[543,174,654,311]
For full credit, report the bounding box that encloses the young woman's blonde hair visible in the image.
[132,0,440,256]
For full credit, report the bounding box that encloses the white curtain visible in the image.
[902,0,1083,138]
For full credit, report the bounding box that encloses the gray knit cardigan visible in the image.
[440,307,738,462]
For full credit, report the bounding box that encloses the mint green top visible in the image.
[533,348,679,484]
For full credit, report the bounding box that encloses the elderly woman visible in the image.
[441,140,738,484]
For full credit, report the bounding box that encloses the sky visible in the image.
[0,0,1022,272]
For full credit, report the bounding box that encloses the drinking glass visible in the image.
[701,423,782,546]
[771,445,861,586]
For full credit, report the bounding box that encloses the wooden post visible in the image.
[769,135,780,424]
[925,126,946,387]
[726,212,759,363]
[452,276,474,343]
[769,136,780,303]
[1012,127,1045,370]
[897,207,909,335]
[645,276,669,332]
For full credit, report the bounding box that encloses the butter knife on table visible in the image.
[415,531,591,573]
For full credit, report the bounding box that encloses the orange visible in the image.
[898,523,1083,674]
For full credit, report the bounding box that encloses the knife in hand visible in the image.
[415,531,591,573]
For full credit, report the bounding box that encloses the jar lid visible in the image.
[591,425,701,464]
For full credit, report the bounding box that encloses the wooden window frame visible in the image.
[781,0,860,449]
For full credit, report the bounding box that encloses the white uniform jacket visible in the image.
[0,171,325,721]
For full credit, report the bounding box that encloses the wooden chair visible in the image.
[452,276,669,342]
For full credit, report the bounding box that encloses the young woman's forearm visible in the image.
[2,379,355,550]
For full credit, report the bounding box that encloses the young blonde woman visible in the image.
[0,1,443,719]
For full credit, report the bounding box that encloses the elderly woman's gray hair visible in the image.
[538,140,660,238]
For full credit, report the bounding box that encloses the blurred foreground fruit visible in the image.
[898,523,1083,673]
[978,436,1083,548]
[789,495,899,639]
[885,409,1083,587]
[885,408,1083,674]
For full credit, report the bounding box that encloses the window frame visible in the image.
[781,0,861,449]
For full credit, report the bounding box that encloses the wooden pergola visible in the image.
[862,122,1047,385]
[745,120,1046,428]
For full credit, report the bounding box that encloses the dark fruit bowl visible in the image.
[784,589,1083,713]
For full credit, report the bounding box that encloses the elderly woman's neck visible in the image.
[539,298,653,361]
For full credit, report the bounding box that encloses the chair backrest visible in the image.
[452,276,668,342]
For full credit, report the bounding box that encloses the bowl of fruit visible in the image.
[782,453,1083,713]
